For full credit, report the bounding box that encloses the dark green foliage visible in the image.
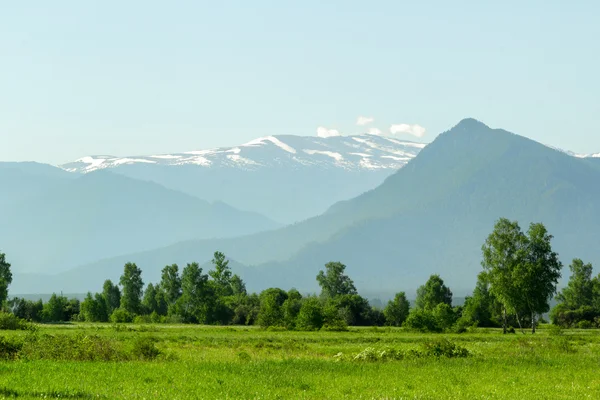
[0,252,12,305]
[0,312,33,330]
[177,262,212,323]
[384,292,410,326]
[0,336,23,360]
[556,259,593,309]
[415,275,452,311]
[482,219,562,333]
[282,289,303,329]
[80,292,108,322]
[41,294,69,322]
[551,259,598,327]
[209,252,233,297]
[404,309,441,332]
[257,288,288,328]
[102,280,121,314]
[421,339,470,358]
[119,263,144,314]
[461,273,500,328]
[159,264,182,309]
[8,297,43,322]
[316,262,357,299]
[110,308,133,323]
[142,283,159,315]
[296,297,324,331]
[130,337,160,361]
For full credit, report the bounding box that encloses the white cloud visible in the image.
[368,127,382,135]
[317,126,342,138]
[389,124,426,138]
[356,116,374,126]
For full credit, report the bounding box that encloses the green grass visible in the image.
[0,324,599,399]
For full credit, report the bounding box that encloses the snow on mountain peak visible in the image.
[61,134,426,173]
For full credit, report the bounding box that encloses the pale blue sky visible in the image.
[1,1,599,164]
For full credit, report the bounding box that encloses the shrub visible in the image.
[404,310,441,332]
[133,315,152,324]
[21,333,125,361]
[0,312,33,331]
[577,320,593,329]
[0,336,23,360]
[421,339,470,358]
[296,298,324,331]
[130,337,160,361]
[110,309,133,323]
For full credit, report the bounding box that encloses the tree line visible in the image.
[0,218,598,332]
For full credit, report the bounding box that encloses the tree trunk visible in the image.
[502,306,507,334]
[515,311,524,334]
[531,312,536,334]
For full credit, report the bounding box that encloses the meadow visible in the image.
[0,324,598,399]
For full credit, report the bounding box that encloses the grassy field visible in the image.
[0,324,598,399]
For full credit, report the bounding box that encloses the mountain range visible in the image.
[9,119,600,297]
[60,134,425,223]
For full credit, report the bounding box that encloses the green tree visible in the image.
[282,289,303,329]
[415,275,452,311]
[42,293,68,322]
[119,263,144,314]
[257,288,288,328]
[384,292,410,326]
[517,223,562,333]
[481,218,528,333]
[159,264,182,309]
[80,292,108,322]
[555,259,593,310]
[178,262,211,323]
[461,273,498,327]
[102,280,121,314]
[142,283,159,314]
[482,219,562,334]
[296,297,324,331]
[0,252,13,304]
[209,251,233,297]
[316,262,357,299]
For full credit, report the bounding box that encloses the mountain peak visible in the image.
[453,118,491,131]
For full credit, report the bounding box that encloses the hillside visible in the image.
[60,134,425,223]
[0,171,279,274]
[12,119,600,295]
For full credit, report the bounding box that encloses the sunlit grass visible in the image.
[0,324,598,399]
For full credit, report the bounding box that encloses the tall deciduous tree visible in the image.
[384,292,410,326]
[517,223,562,333]
[209,251,233,297]
[178,262,211,323]
[481,218,527,333]
[482,218,562,334]
[160,264,182,308]
[0,251,13,304]
[415,275,452,311]
[316,262,357,299]
[119,263,144,314]
[556,259,593,309]
[102,280,121,314]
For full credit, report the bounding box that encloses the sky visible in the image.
[1,0,599,164]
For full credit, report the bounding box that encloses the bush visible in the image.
[0,336,23,360]
[21,333,126,361]
[0,312,34,331]
[130,337,161,361]
[110,309,133,323]
[404,310,441,332]
[133,315,152,324]
[577,320,593,329]
[421,339,470,358]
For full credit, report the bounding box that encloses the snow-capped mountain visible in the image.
[61,134,426,173]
